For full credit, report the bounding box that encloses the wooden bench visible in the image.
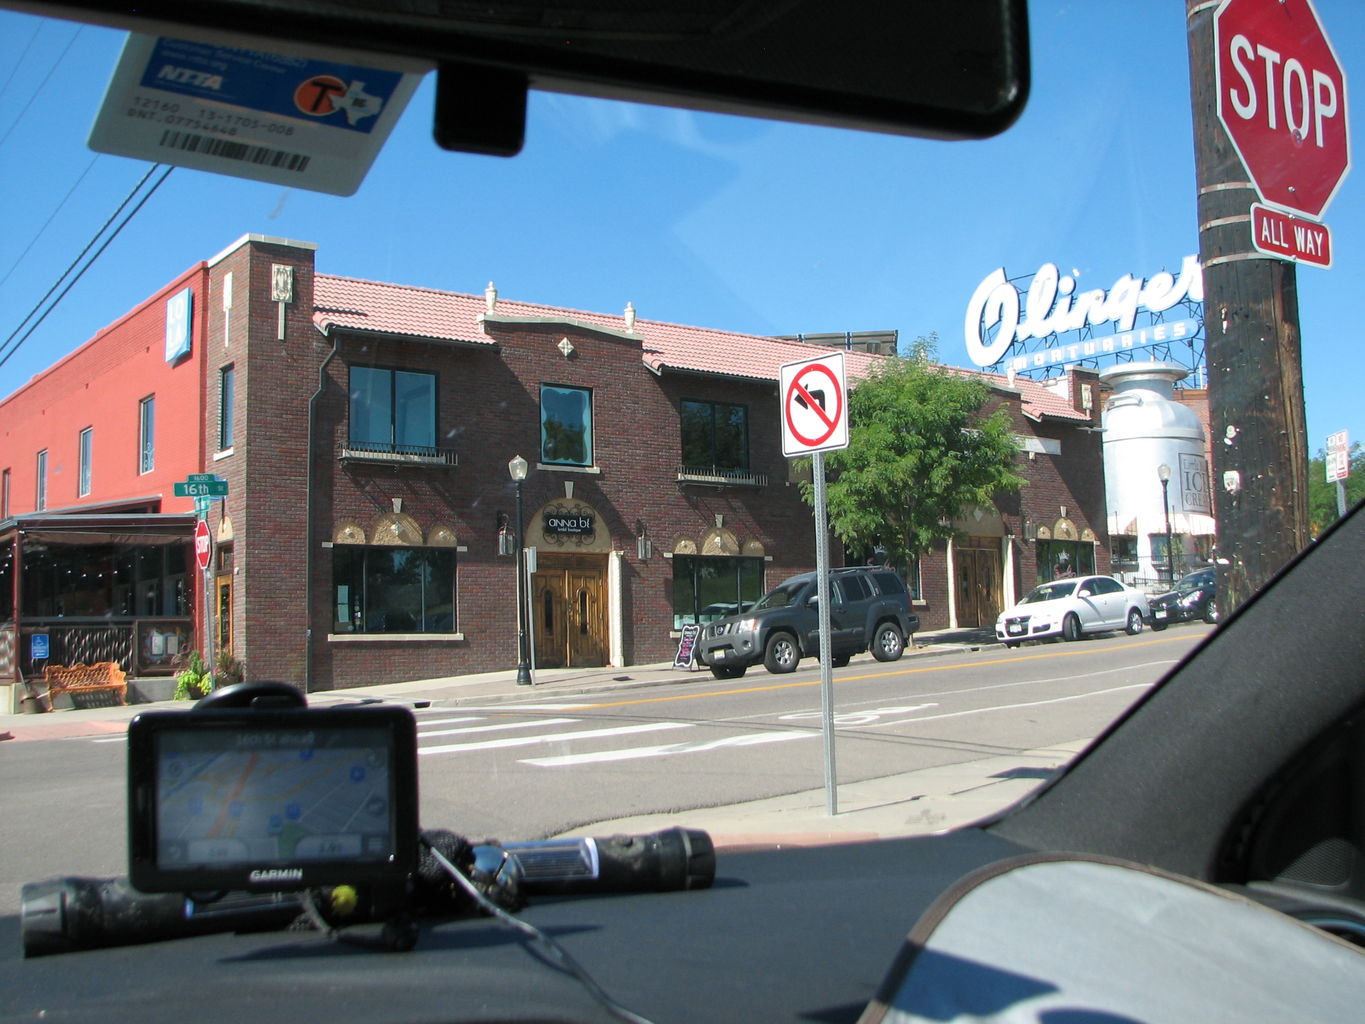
[42,662,128,707]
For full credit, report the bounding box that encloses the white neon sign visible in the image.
[964,256,1203,368]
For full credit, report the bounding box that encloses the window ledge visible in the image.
[536,463,601,475]
[328,632,466,643]
[213,448,234,461]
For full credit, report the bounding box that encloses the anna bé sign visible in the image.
[1215,0,1350,267]
[544,513,594,536]
[964,257,1203,372]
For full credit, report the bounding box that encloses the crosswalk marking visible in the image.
[419,717,578,739]
[418,720,691,755]
[414,716,484,727]
[521,729,811,767]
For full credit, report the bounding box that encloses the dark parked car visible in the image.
[1150,567,1218,628]
[694,566,919,678]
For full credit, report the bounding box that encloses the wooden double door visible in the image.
[531,555,607,668]
[956,542,1002,628]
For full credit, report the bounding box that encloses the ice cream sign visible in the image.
[964,256,1203,371]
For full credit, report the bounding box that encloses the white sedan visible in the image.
[996,575,1151,647]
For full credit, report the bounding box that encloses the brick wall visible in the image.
[0,264,209,516]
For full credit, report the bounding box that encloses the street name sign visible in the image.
[175,479,229,497]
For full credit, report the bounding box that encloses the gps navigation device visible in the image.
[127,706,418,894]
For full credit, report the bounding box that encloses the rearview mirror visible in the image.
[31,0,1030,156]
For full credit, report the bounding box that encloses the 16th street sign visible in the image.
[1215,0,1351,221]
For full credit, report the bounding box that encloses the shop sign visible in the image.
[1179,453,1213,516]
[674,624,700,669]
[544,513,594,536]
[964,256,1203,368]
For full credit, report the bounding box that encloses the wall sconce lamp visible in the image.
[635,519,653,560]
[1023,517,1038,541]
[496,511,513,556]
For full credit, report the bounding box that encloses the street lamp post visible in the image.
[1157,463,1174,586]
[509,454,532,685]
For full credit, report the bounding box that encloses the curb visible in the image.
[0,635,996,740]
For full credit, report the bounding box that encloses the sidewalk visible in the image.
[0,626,1081,844]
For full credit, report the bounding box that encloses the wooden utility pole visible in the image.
[1185,0,1311,613]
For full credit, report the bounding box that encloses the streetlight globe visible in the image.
[508,454,529,481]
[1157,463,1172,482]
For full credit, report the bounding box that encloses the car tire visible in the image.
[709,665,747,679]
[1061,613,1082,642]
[1152,620,1168,631]
[763,632,800,674]
[1004,641,1020,649]
[871,623,905,662]
[1204,600,1218,624]
[1126,608,1144,635]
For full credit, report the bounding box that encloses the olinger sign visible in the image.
[1214,0,1350,223]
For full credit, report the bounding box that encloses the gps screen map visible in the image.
[156,726,393,869]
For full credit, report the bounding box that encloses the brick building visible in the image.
[1,234,1109,694]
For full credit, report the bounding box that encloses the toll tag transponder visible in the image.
[89,34,423,196]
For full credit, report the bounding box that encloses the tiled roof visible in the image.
[312,274,1087,421]
[313,274,885,384]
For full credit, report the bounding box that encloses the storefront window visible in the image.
[1036,539,1095,583]
[23,542,188,618]
[332,546,456,633]
[672,555,764,630]
[1149,533,1187,581]
[1112,535,1139,569]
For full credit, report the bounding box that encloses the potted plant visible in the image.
[173,651,213,700]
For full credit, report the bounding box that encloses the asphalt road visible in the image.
[0,625,1210,917]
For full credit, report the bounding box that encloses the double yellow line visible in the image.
[578,634,1189,710]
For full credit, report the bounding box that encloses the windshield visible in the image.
[1022,581,1079,604]
[750,581,807,611]
[1176,569,1214,592]
[1,1,1362,981]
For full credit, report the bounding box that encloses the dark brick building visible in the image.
[1,234,1109,694]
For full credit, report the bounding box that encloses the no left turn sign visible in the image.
[781,351,849,456]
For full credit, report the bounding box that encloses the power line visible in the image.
[0,164,173,373]
[0,23,83,152]
[0,154,101,289]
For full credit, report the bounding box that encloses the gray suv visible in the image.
[695,567,919,678]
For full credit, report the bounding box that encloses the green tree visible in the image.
[1308,442,1365,537]
[797,351,1025,569]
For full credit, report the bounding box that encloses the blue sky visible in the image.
[1,2,1362,454]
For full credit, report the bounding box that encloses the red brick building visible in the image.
[1,234,1109,694]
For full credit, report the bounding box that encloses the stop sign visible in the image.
[1215,0,1350,219]
[194,518,212,570]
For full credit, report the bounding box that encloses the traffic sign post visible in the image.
[194,519,212,571]
[1215,0,1350,221]
[780,351,850,815]
[1215,0,1350,269]
[194,518,215,676]
[1326,429,1350,516]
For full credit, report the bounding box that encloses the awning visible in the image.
[1106,512,1216,537]
[0,513,198,547]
